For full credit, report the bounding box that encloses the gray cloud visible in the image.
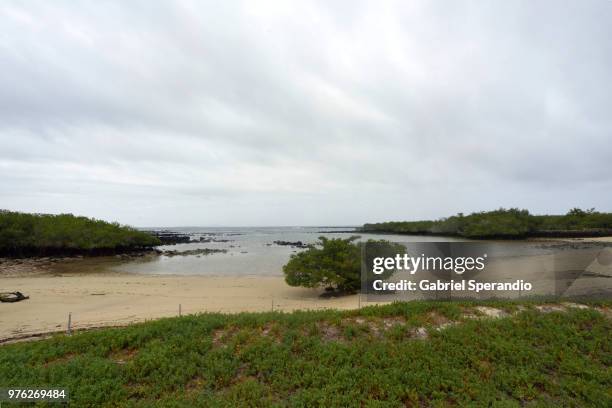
[1,0,611,226]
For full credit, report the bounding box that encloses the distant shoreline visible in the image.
[357,229,612,239]
[3,232,611,261]
[362,208,612,239]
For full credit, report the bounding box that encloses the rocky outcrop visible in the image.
[145,230,235,245]
[162,248,227,257]
[144,231,192,245]
[272,240,310,249]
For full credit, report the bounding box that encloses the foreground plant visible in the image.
[0,300,610,407]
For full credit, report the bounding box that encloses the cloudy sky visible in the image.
[1,1,611,227]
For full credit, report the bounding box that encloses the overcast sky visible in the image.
[1,1,611,227]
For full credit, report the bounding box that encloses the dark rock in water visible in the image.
[144,230,238,246]
[162,248,228,257]
[144,230,193,245]
[272,240,310,249]
[199,237,232,243]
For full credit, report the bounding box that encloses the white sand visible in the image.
[0,274,361,342]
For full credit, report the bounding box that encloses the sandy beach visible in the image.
[0,274,361,342]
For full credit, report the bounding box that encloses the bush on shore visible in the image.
[283,236,403,294]
[0,210,160,256]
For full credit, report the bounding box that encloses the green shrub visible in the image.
[283,237,403,293]
[283,236,361,293]
[0,210,160,254]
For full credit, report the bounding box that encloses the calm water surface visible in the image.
[112,227,466,276]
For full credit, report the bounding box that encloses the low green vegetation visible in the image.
[0,210,160,256]
[283,237,404,294]
[362,208,612,239]
[0,301,610,407]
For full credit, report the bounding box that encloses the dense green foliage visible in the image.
[0,301,610,406]
[283,237,403,293]
[283,236,360,293]
[0,210,160,255]
[363,208,612,239]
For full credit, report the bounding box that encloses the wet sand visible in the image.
[0,274,361,342]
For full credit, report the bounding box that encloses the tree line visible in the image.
[0,210,160,256]
[361,208,612,239]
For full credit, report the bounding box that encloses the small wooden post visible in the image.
[271,299,274,312]
[179,304,182,317]
[67,312,72,335]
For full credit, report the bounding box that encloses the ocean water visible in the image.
[113,226,466,276]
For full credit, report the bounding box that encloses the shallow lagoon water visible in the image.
[108,227,560,277]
